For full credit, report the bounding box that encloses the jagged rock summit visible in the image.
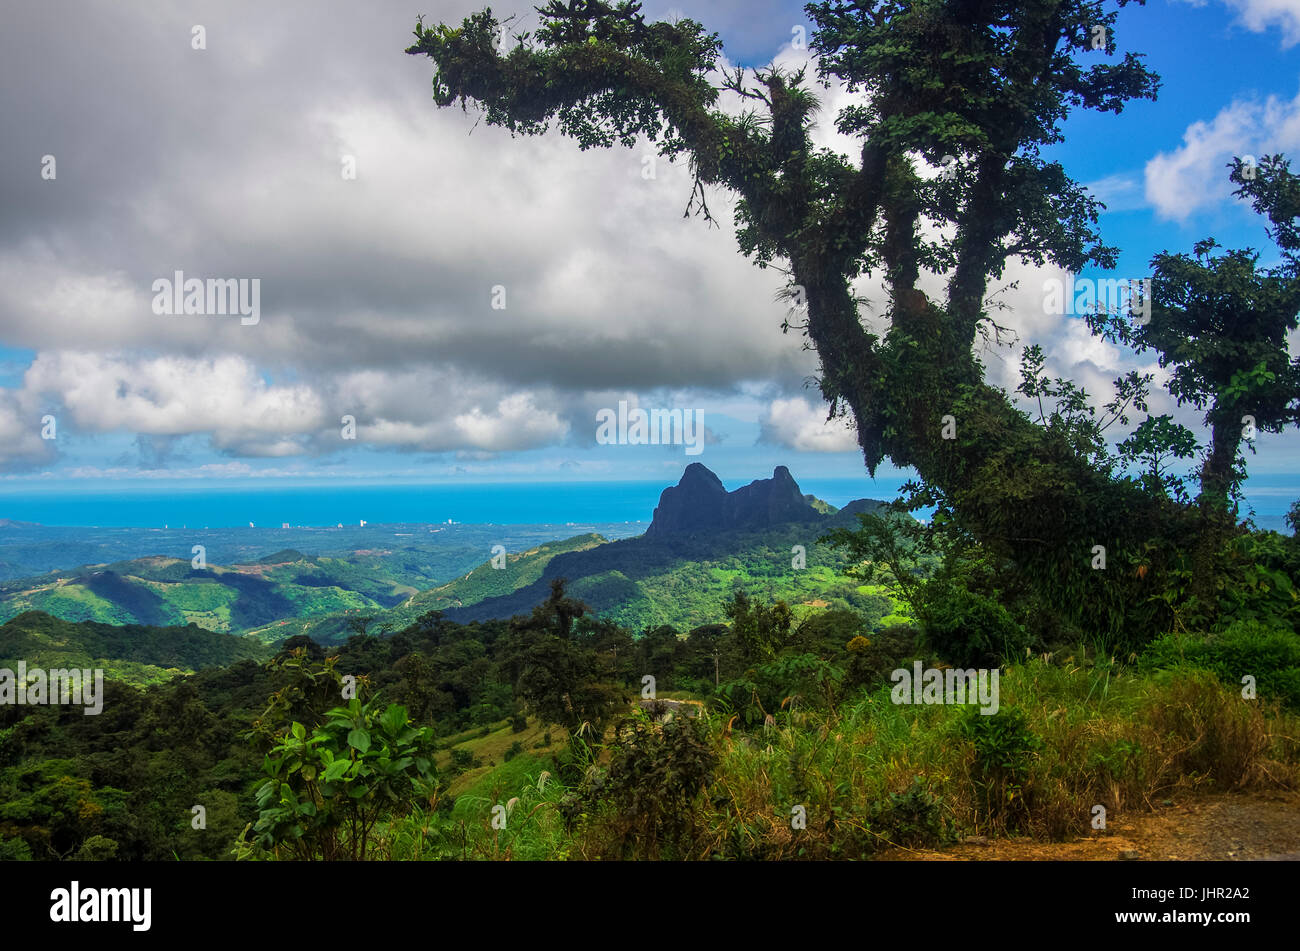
[645,463,825,538]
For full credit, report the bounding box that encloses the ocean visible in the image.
[0,476,1293,531]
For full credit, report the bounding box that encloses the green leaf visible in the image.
[348,728,371,753]
[380,704,408,736]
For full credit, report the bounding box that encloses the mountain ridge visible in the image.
[434,463,890,628]
[645,463,825,537]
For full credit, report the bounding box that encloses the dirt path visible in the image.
[876,790,1300,861]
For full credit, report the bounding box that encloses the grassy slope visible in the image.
[263,534,610,644]
[0,554,407,637]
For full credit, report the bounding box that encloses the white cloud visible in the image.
[1145,89,1300,220]
[1231,0,1300,44]
[23,353,326,457]
[760,396,859,452]
[0,388,57,469]
[1180,0,1300,46]
[1083,172,1146,213]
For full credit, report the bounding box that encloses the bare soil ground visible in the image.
[875,790,1300,861]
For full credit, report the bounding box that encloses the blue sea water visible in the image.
[0,478,893,529]
[0,482,659,528]
[0,475,1292,531]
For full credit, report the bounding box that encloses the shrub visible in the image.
[920,584,1032,667]
[956,705,1042,833]
[0,837,31,861]
[846,624,918,689]
[565,711,719,859]
[1140,620,1300,710]
[449,747,478,773]
[713,653,845,727]
[867,777,950,849]
[244,698,439,861]
[73,835,118,861]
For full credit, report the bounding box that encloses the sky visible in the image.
[0,0,1298,508]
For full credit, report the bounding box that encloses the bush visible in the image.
[957,705,1042,833]
[73,835,118,861]
[449,747,478,773]
[1140,620,1300,710]
[920,584,1032,667]
[245,698,439,861]
[713,653,845,727]
[564,711,718,859]
[867,777,950,849]
[846,624,918,689]
[504,740,525,762]
[0,837,32,861]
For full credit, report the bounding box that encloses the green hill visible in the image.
[255,533,609,644]
[0,610,272,687]
[252,466,905,645]
[0,553,410,637]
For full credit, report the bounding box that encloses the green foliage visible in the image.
[919,583,1030,668]
[828,509,1034,665]
[956,706,1042,833]
[867,777,951,849]
[1140,620,1300,710]
[73,834,118,861]
[715,653,845,728]
[562,709,718,860]
[245,694,440,861]
[449,747,480,774]
[724,590,793,664]
[844,624,918,690]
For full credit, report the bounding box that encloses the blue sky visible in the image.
[0,0,1296,512]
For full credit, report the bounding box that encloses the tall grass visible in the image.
[353,660,1300,860]
[693,659,1300,858]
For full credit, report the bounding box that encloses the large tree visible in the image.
[406,1,1222,640]
[1088,155,1300,596]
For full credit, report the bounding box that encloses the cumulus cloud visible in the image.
[760,397,859,453]
[1145,89,1300,221]
[2,0,1291,483]
[22,352,326,456]
[0,388,57,469]
[1179,0,1300,46]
